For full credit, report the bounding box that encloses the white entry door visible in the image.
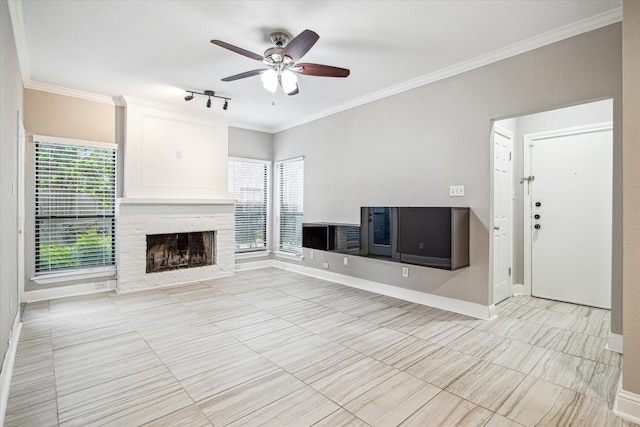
[493,126,513,304]
[527,125,612,308]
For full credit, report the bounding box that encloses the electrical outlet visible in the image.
[322,262,329,269]
[449,185,465,197]
[176,151,182,159]
[402,267,409,278]
[95,282,107,289]
[343,257,348,266]
[310,250,314,260]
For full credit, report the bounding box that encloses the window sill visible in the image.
[274,251,304,262]
[235,250,271,260]
[31,266,117,285]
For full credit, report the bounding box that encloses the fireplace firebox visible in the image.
[146,231,215,273]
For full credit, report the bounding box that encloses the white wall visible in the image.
[273,24,622,307]
[0,0,23,375]
[121,97,229,200]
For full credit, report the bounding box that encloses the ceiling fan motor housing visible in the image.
[269,32,290,47]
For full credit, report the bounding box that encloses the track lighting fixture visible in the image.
[183,90,231,111]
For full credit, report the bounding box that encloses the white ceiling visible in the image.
[14,0,621,133]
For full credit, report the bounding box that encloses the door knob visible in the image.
[535,202,542,207]
[493,226,500,230]
[534,214,540,219]
[534,224,541,230]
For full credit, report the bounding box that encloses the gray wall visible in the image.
[229,126,273,160]
[273,24,622,308]
[0,0,23,367]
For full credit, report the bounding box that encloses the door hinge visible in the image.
[508,267,512,276]
[509,152,512,161]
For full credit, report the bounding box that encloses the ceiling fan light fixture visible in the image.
[261,69,278,93]
[281,69,298,94]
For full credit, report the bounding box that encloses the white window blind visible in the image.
[228,158,270,253]
[34,140,116,274]
[276,157,304,254]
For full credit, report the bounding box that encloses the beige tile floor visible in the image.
[4,268,637,426]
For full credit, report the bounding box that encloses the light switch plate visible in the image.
[450,185,465,197]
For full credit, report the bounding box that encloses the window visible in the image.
[228,158,270,253]
[34,137,117,275]
[276,157,304,255]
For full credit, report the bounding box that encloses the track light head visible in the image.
[184,93,194,101]
[206,98,212,108]
[223,100,228,110]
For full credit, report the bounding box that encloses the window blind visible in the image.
[35,141,116,274]
[276,158,304,254]
[228,159,270,253]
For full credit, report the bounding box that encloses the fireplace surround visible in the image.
[115,199,234,291]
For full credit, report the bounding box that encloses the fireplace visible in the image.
[146,231,215,273]
[115,199,234,292]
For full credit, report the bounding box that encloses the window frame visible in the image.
[228,157,272,256]
[275,156,304,256]
[32,135,118,278]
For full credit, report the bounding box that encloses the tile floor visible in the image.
[4,268,636,426]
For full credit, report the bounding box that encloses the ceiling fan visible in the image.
[211,29,350,96]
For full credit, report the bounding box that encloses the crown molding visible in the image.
[25,79,116,105]
[7,0,30,85]
[271,7,622,134]
[9,0,621,134]
[228,120,273,134]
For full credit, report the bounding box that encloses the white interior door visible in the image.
[493,126,513,304]
[527,125,612,308]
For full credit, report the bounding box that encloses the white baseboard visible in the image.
[235,260,274,271]
[511,283,526,296]
[0,312,22,427]
[24,280,117,302]
[607,332,623,354]
[614,377,640,424]
[270,260,493,320]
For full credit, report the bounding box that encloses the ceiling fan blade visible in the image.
[221,69,265,82]
[296,63,350,78]
[281,29,319,61]
[211,40,264,61]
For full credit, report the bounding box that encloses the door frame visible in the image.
[17,112,25,306]
[522,122,613,297]
[490,124,514,304]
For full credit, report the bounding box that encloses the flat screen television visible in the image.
[360,207,469,270]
